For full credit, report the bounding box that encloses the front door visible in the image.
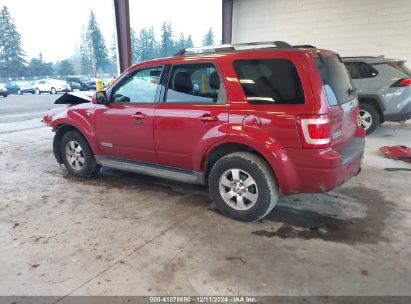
[154,62,229,170]
[94,66,163,163]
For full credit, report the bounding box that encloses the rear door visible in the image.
[154,62,229,170]
[314,53,359,153]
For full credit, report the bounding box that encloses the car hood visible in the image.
[43,92,96,127]
[54,91,93,104]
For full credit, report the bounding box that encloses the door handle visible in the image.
[131,112,148,120]
[198,114,218,122]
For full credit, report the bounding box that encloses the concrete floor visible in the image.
[0,98,410,296]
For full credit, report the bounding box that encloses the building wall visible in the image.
[232,0,411,64]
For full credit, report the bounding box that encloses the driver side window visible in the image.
[111,66,163,103]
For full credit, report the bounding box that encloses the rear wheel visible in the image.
[358,103,380,135]
[209,152,279,222]
[60,131,100,178]
[17,89,22,95]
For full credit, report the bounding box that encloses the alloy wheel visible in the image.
[358,109,372,130]
[65,140,85,171]
[219,168,259,210]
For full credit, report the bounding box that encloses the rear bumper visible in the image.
[269,137,365,194]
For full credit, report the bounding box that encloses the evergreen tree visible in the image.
[109,33,118,73]
[71,43,82,75]
[138,26,159,62]
[175,32,186,53]
[130,28,139,64]
[159,22,174,58]
[28,53,54,77]
[0,6,26,78]
[109,33,117,66]
[202,27,215,46]
[80,27,92,75]
[185,34,194,48]
[85,11,109,75]
[58,59,75,76]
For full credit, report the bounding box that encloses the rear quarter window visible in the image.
[233,59,305,105]
[372,61,411,80]
[315,56,354,106]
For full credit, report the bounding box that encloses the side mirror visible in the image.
[92,91,109,105]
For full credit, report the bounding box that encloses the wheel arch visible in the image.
[202,142,281,186]
[53,124,99,164]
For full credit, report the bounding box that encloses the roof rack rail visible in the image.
[174,40,294,56]
[293,44,317,48]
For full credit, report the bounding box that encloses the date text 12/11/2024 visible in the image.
[149,296,257,303]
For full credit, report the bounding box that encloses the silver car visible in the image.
[343,56,411,134]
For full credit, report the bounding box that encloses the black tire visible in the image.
[17,89,22,95]
[50,87,56,94]
[35,88,41,95]
[358,103,380,135]
[2,94,7,97]
[209,152,279,222]
[60,130,100,178]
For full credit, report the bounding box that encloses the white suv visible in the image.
[34,79,71,95]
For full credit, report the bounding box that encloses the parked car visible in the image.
[5,81,21,94]
[67,76,96,91]
[34,79,71,94]
[15,81,35,94]
[343,56,411,134]
[0,83,9,97]
[43,41,365,222]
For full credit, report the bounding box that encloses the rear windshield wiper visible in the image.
[347,88,357,96]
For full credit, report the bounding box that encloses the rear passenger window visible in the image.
[233,59,305,105]
[344,62,378,79]
[165,63,226,104]
[344,62,362,79]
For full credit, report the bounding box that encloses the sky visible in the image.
[0,0,222,62]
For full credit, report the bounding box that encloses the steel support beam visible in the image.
[222,0,234,44]
[113,0,132,74]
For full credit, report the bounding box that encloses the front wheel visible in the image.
[35,88,41,95]
[358,103,380,135]
[17,89,22,95]
[60,131,100,178]
[209,152,279,222]
[50,87,57,94]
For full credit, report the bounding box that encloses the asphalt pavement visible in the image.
[0,93,67,134]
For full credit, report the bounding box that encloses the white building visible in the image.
[223,0,411,64]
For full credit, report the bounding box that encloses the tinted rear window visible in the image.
[315,56,354,106]
[233,59,305,104]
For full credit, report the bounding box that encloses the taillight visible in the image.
[391,78,411,87]
[297,115,331,148]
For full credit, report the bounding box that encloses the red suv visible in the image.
[43,41,365,222]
